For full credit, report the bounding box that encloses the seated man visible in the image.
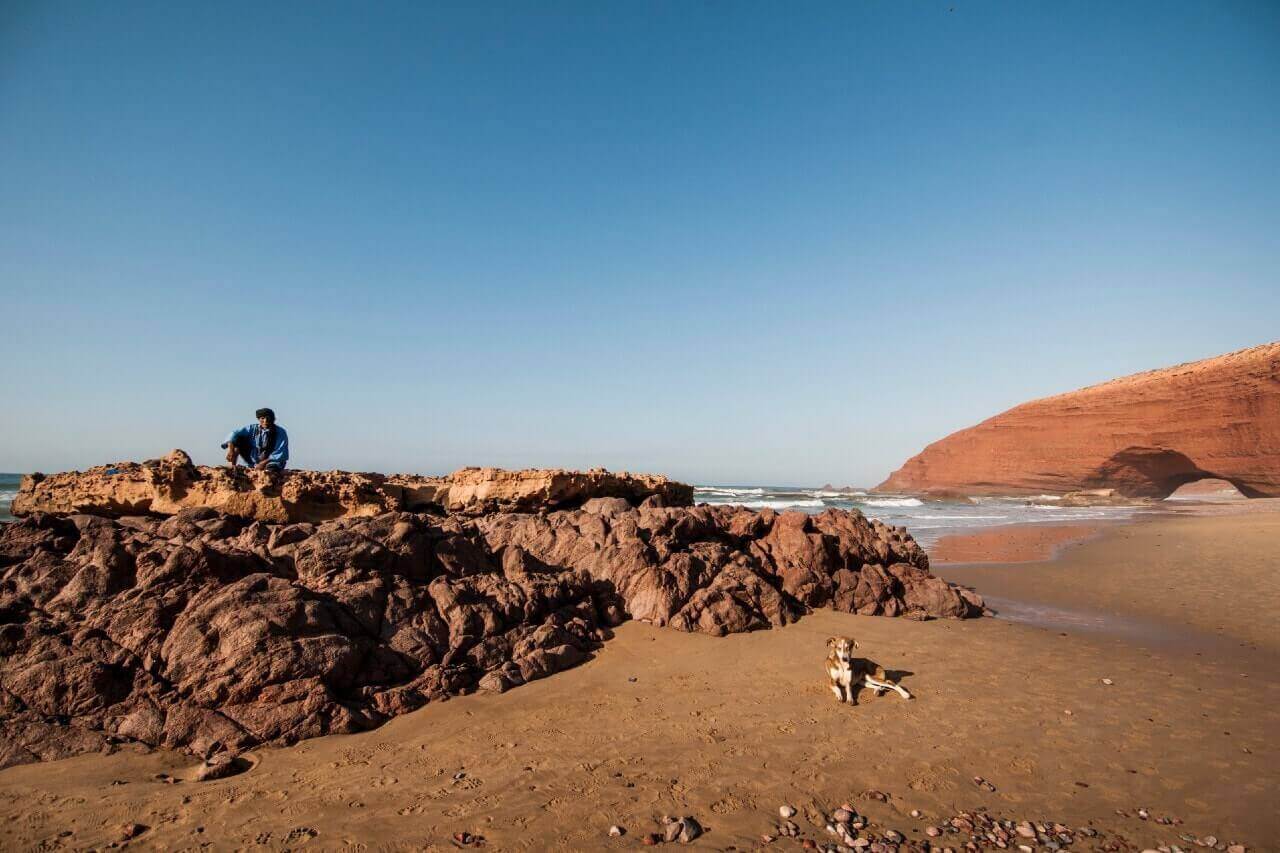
[222,408,290,471]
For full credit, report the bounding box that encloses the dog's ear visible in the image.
[826,637,836,649]
[853,640,860,649]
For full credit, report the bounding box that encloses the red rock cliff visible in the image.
[877,342,1280,499]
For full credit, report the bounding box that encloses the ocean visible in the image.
[692,485,1147,549]
[0,473,20,522]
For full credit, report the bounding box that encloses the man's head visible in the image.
[255,407,276,429]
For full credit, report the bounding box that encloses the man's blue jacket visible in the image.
[221,424,289,468]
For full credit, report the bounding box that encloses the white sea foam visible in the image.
[740,499,825,509]
[694,486,765,496]
[909,514,1008,520]
[862,497,923,508]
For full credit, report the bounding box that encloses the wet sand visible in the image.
[930,522,1107,565]
[1,512,1278,850]
[936,509,1280,654]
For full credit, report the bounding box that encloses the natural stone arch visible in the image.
[1086,446,1264,500]
[1167,478,1246,499]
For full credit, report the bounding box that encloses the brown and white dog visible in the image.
[825,636,912,703]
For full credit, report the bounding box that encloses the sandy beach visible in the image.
[1,506,1276,851]
[936,506,1280,654]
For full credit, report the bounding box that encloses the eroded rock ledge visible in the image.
[1,460,983,770]
[12,450,694,521]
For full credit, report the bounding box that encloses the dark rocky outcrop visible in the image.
[0,497,981,769]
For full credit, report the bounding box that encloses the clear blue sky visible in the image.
[2,1,1277,485]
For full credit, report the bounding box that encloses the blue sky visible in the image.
[2,1,1277,485]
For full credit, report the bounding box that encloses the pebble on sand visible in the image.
[608,825,625,837]
[678,817,703,843]
[780,805,797,818]
[117,824,148,841]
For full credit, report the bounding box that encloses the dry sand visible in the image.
[1,511,1277,851]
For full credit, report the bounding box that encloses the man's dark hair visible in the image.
[255,408,276,423]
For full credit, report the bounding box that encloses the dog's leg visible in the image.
[830,681,845,703]
[863,676,912,700]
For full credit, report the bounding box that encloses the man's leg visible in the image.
[230,435,255,467]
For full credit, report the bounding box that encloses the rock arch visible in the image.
[1086,446,1263,500]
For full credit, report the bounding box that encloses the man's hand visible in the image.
[255,459,270,470]
[225,446,238,467]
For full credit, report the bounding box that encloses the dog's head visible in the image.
[827,636,859,661]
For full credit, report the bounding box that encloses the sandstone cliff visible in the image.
[878,343,1280,499]
[12,451,693,522]
[0,461,983,769]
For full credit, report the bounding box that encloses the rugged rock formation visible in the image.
[878,343,1280,499]
[0,493,982,769]
[12,451,694,522]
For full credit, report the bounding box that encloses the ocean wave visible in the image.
[810,489,867,498]
[861,497,923,507]
[740,499,825,509]
[908,514,1009,520]
[694,486,765,496]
